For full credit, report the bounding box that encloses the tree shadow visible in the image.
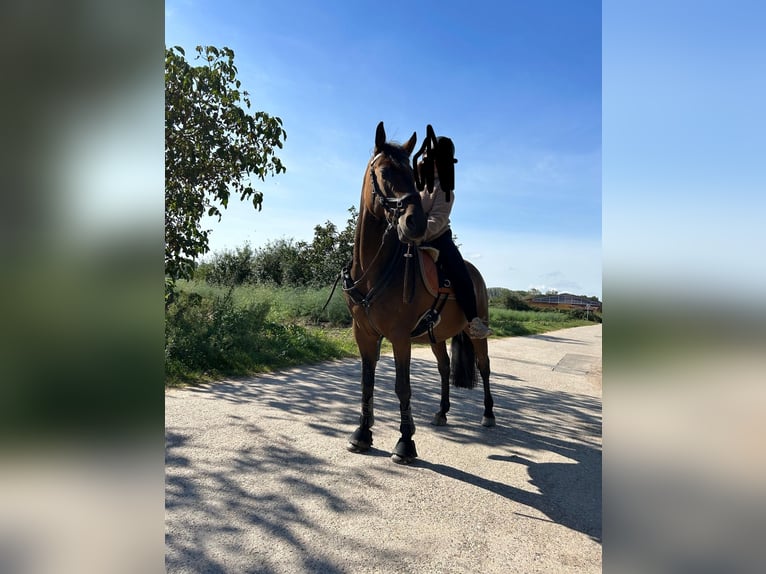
[166,424,409,573]
[167,348,601,571]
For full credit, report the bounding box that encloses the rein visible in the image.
[322,222,397,313]
[321,226,399,314]
[341,224,404,309]
[341,152,418,314]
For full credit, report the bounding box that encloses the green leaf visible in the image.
[165,45,286,282]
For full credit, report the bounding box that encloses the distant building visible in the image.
[529,293,602,312]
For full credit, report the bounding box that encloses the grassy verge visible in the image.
[488,308,597,337]
[166,281,599,387]
[165,282,354,387]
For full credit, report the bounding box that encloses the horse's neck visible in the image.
[352,208,395,278]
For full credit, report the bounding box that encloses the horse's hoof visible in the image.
[431,413,448,426]
[348,427,373,452]
[481,415,496,428]
[391,453,416,465]
[392,437,418,464]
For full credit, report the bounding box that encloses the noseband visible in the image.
[368,152,419,222]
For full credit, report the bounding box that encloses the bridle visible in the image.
[338,150,420,312]
[368,152,420,224]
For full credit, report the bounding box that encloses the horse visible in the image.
[342,121,495,464]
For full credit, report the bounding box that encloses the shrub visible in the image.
[165,283,353,384]
[504,292,533,311]
[165,288,271,379]
[251,238,310,286]
[567,308,603,323]
[205,244,257,286]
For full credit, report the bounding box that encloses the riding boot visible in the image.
[431,230,483,325]
[468,317,492,339]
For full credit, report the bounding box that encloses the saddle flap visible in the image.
[417,247,454,298]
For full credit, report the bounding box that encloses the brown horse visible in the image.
[343,122,495,464]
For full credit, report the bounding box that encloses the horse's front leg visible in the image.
[430,340,451,426]
[347,325,380,453]
[391,340,418,464]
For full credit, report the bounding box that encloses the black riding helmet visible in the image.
[434,136,458,201]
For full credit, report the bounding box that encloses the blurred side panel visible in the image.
[0,0,164,573]
[604,2,766,573]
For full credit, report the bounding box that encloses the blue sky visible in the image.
[166,1,602,297]
[603,1,766,303]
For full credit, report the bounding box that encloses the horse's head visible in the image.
[364,122,427,245]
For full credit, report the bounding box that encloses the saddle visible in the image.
[417,246,455,299]
[410,247,455,341]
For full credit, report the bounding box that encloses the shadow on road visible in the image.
[415,364,602,542]
[528,334,590,345]
[167,350,601,571]
[167,433,358,573]
[419,431,601,543]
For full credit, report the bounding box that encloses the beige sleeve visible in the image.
[422,179,452,242]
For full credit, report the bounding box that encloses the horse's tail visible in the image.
[450,331,478,389]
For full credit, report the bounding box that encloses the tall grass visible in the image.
[229,283,351,326]
[166,281,599,386]
[488,308,598,337]
[165,281,354,386]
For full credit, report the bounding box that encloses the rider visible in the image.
[418,135,492,339]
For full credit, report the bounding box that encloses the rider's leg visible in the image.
[430,230,491,338]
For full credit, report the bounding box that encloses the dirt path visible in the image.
[166,324,602,573]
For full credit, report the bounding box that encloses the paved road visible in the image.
[166,324,602,573]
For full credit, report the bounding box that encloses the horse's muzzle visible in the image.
[397,211,426,245]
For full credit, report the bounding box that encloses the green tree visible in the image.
[205,243,256,286]
[251,238,308,286]
[165,45,286,292]
[307,206,358,286]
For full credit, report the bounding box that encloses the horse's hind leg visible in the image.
[474,338,495,427]
[430,341,450,426]
[464,262,494,426]
[347,330,380,453]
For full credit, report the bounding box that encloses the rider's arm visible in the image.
[422,177,452,242]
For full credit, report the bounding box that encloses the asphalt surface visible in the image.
[166,324,602,573]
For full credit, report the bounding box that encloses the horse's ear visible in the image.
[375,122,386,151]
[403,131,417,155]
